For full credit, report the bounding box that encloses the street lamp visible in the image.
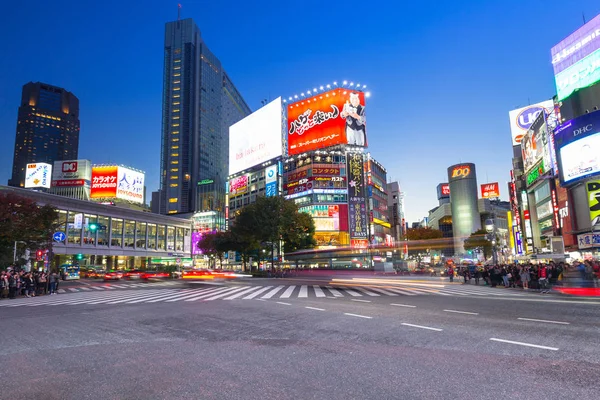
[485,218,498,265]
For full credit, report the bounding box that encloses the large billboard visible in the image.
[229,175,248,196]
[229,98,283,176]
[90,165,145,203]
[436,183,450,200]
[586,180,600,229]
[480,182,500,199]
[51,159,91,187]
[116,166,145,203]
[347,153,368,241]
[555,109,600,185]
[25,163,52,189]
[508,100,554,146]
[552,14,600,101]
[287,89,366,155]
[521,113,554,176]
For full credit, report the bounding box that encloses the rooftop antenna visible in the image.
[583,12,586,24]
[178,3,182,20]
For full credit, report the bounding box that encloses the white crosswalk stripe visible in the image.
[0,283,542,308]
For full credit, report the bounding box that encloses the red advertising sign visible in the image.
[441,184,450,196]
[229,175,248,195]
[480,182,500,198]
[351,239,369,249]
[90,166,118,198]
[287,89,367,156]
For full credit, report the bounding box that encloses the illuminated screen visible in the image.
[560,132,600,184]
[287,89,367,155]
[229,98,283,176]
[555,48,600,101]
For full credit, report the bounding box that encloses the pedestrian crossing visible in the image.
[0,283,529,308]
[53,281,181,294]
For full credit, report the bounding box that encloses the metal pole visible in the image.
[13,241,17,264]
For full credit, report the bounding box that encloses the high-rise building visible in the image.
[8,82,80,188]
[386,181,405,241]
[156,18,251,219]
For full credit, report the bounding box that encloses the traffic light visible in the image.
[89,223,98,231]
[76,254,84,260]
[36,250,43,260]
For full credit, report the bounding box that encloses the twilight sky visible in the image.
[1,0,599,223]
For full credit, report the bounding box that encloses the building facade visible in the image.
[365,155,391,245]
[157,18,251,218]
[447,163,481,254]
[386,181,405,242]
[9,82,80,188]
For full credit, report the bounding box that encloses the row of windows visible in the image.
[54,210,190,251]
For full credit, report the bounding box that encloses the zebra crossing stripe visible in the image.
[91,286,105,291]
[313,285,326,298]
[68,288,79,292]
[325,286,344,297]
[340,288,362,297]
[81,291,171,305]
[80,287,92,291]
[353,287,380,296]
[182,287,237,302]
[368,287,399,296]
[261,285,285,299]
[242,286,273,299]
[144,289,200,303]
[223,286,264,300]
[102,285,116,290]
[384,287,418,296]
[126,290,190,304]
[298,285,308,298]
[110,284,128,288]
[168,287,228,302]
[280,286,296,299]
[200,287,249,301]
[108,291,171,304]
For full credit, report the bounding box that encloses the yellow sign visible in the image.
[586,180,600,227]
[373,218,391,228]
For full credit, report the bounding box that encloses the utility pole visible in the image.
[178,3,182,20]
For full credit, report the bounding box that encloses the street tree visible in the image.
[0,192,58,268]
[463,229,493,259]
[404,227,444,240]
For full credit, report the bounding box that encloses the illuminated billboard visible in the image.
[287,89,366,155]
[229,175,248,195]
[229,98,283,176]
[91,165,145,203]
[555,110,600,185]
[551,14,600,101]
[347,153,368,241]
[508,100,554,146]
[116,167,145,203]
[25,163,52,189]
[436,183,450,200]
[51,159,91,187]
[586,180,600,229]
[521,114,554,176]
[480,182,500,199]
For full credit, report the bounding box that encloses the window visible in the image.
[169,198,178,203]
[167,227,175,251]
[170,183,178,187]
[173,73,181,77]
[173,80,181,84]
[172,101,180,105]
[67,211,82,245]
[174,66,181,70]
[172,131,179,134]
[170,168,179,172]
[83,214,98,245]
[147,224,157,249]
[171,160,179,165]
[124,220,135,248]
[172,116,180,120]
[172,123,179,127]
[173,87,181,91]
[111,218,123,247]
[157,225,166,250]
[176,227,185,251]
[171,138,179,142]
[170,175,178,180]
[171,153,179,157]
[173,94,180,98]
[136,222,147,248]
[97,215,109,246]
[171,146,179,150]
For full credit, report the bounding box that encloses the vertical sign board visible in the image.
[347,153,368,243]
[586,180,600,229]
[265,164,278,197]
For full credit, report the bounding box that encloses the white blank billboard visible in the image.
[25,163,52,188]
[229,97,283,176]
[116,166,145,203]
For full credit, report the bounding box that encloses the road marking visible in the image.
[91,286,105,291]
[261,285,285,299]
[144,290,200,303]
[101,285,116,290]
[174,287,231,302]
[280,286,296,299]
[68,288,79,292]
[243,286,273,299]
[341,288,362,297]
[390,303,417,308]
[313,285,326,298]
[401,323,442,331]
[344,313,372,319]
[386,287,418,296]
[80,287,92,291]
[489,338,559,351]
[351,299,371,303]
[298,285,308,298]
[223,286,263,300]
[353,287,380,296]
[276,301,291,305]
[517,317,570,325]
[325,286,344,297]
[444,309,479,315]
[109,284,127,288]
[305,306,325,311]
[201,287,249,301]
[57,289,66,293]
[369,287,399,296]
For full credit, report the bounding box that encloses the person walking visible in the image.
[8,271,17,299]
[0,271,8,298]
[474,268,481,285]
[539,264,550,294]
[448,266,454,283]
[48,271,59,295]
[520,266,530,290]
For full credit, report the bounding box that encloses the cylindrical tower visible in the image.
[448,163,481,254]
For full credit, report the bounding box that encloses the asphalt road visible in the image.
[1,278,599,400]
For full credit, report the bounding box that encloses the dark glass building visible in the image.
[8,82,80,187]
[156,18,251,218]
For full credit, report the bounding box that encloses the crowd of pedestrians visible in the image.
[446,260,600,293]
[0,269,61,300]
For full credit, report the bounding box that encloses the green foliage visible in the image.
[0,192,59,268]
[463,229,492,258]
[405,227,444,241]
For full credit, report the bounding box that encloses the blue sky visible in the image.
[1,0,599,223]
